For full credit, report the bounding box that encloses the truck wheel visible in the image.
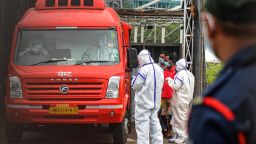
[5,122,23,143]
[111,116,128,144]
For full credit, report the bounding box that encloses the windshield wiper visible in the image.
[75,60,110,65]
[31,59,68,66]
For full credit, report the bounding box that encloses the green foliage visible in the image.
[206,63,223,84]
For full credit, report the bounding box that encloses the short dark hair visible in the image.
[204,0,256,23]
[204,0,256,38]
[218,21,256,38]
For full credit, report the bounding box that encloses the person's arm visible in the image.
[173,74,183,90]
[166,72,183,90]
[19,46,32,56]
[131,68,147,92]
[109,49,115,61]
[81,48,89,61]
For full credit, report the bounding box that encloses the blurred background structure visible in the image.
[0,0,204,122]
[105,0,181,9]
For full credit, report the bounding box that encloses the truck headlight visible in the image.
[106,76,120,99]
[9,76,23,99]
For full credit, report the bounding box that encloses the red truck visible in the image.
[5,0,138,143]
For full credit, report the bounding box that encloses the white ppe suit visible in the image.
[81,39,115,62]
[132,50,164,144]
[166,59,195,144]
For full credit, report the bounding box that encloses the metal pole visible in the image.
[180,24,183,44]
[161,26,166,44]
[134,26,138,43]
[154,23,157,43]
[193,0,205,97]
[141,26,145,43]
[182,0,187,59]
[120,0,123,8]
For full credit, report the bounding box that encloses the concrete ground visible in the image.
[0,123,169,144]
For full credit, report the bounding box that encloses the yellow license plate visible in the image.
[49,104,78,114]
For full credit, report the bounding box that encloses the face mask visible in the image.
[159,57,164,64]
[164,61,169,67]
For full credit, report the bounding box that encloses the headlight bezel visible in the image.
[105,76,120,99]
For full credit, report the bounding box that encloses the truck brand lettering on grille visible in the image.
[50,78,79,82]
[57,71,72,77]
[60,85,69,94]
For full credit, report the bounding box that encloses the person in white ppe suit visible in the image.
[81,39,115,62]
[132,49,164,144]
[166,59,195,144]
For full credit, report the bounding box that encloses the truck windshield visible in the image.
[14,29,120,66]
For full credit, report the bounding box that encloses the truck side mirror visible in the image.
[127,48,138,68]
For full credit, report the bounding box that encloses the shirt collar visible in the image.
[222,44,256,72]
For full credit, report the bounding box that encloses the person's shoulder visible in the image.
[138,66,149,75]
[204,65,256,114]
[152,63,163,70]
[188,70,195,79]
[175,69,186,76]
[217,63,256,99]
[190,98,231,130]
[189,101,237,144]
[237,62,256,79]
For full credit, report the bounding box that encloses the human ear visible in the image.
[203,12,216,39]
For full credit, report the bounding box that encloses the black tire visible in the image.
[5,122,23,143]
[111,116,128,144]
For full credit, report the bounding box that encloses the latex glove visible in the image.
[165,77,174,87]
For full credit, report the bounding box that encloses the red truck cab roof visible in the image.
[18,0,120,28]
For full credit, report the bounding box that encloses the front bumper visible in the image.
[6,100,125,124]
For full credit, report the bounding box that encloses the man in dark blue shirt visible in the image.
[189,0,256,144]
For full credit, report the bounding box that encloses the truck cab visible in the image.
[5,0,137,143]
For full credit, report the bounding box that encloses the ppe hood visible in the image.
[137,49,155,67]
[176,59,187,72]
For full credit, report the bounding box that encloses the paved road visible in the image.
[0,124,169,144]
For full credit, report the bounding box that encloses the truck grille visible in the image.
[24,78,106,100]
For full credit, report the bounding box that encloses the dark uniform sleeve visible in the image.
[189,106,237,144]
